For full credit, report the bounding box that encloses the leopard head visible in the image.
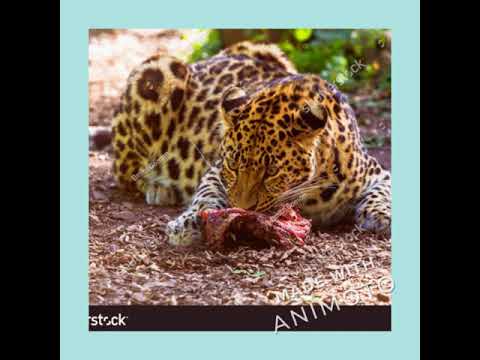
[219,76,330,212]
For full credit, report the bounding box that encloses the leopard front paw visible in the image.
[166,212,203,246]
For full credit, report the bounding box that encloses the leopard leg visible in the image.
[354,171,391,234]
[142,181,186,206]
[111,53,193,206]
[166,164,229,246]
[138,164,189,206]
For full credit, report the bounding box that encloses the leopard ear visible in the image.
[220,87,249,128]
[292,100,328,139]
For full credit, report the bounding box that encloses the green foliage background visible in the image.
[189,29,391,93]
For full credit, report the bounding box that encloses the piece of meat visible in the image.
[199,205,311,250]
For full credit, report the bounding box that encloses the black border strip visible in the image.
[89,305,390,331]
[420,0,430,355]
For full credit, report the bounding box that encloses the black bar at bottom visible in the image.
[89,305,390,331]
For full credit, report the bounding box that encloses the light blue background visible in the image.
[60,0,419,358]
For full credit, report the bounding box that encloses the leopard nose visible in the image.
[233,193,258,210]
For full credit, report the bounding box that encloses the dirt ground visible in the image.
[88,30,392,306]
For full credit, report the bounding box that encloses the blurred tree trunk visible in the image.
[219,30,245,46]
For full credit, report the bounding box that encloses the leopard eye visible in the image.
[226,157,237,170]
[267,163,278,176]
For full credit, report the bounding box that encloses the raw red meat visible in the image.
[199,205,312,250]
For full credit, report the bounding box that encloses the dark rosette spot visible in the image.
[170,87,184,111]
[170,61,187,80]
[137,69,164,101]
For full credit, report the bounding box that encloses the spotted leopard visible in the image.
[111,41,391,246]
